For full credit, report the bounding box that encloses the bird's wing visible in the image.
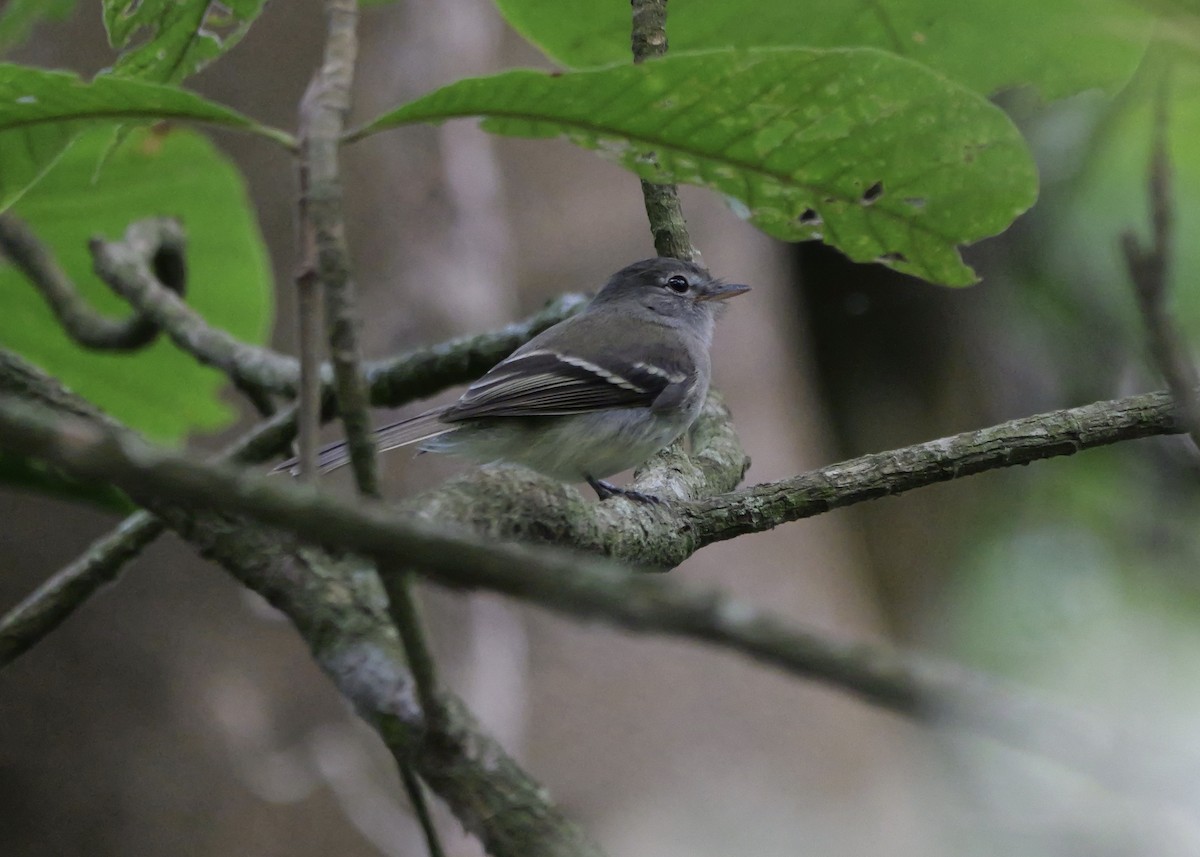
[443,345,689,420]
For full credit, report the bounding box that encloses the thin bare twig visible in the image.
[630,0,695,261]
[294,270,325,480]
[3,212,314,407]
[0,213,183,351]
[87,218,304,397]
[0,511,163,666]
[297,3,446,854]
[298,0,376,491]
[1121,73,1200,449]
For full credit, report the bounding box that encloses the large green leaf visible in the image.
[355,49,1037,285]
[0,126,273,443]
[494,0,1152,98]
[103,0,267,84]
[0,63,287,212]
[0,0,76,55]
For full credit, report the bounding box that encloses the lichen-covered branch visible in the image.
[400,390,1180,569]
[0,350,604,857]
[684,390,1181,549]
[152,491,604,857]
[398,391,749,565]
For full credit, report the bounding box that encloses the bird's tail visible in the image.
[273,407,455,475]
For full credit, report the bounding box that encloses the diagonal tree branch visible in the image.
[0,351,299,670]
[0,510,163,666]
[682,391,1181,551]
[151,478,605,857]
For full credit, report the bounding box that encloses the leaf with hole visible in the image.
[354,48,1038,285]
[103,0,267,84]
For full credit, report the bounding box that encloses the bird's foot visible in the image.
[586,476,665,505]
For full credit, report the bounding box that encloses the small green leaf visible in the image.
[0,126,273,443]
[0,63,288,211]
[0,0,76,56]
[494,0,1152,98]
[103,0,267,84]
[355,49,1037,285]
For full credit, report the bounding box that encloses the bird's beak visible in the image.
[697,282,751,302]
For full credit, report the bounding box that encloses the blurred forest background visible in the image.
[3,1,1200,856]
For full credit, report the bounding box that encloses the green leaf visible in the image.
[103,0,267,84]
[494,0,1152,98]
[355,48,1037,285]
[0,0,76,56]
[1128,1,1200,61]
[0,126,273,443]
[0,63,261,131]
[0,63,288,212]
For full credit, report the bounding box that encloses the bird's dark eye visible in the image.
[666,275,690,293]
